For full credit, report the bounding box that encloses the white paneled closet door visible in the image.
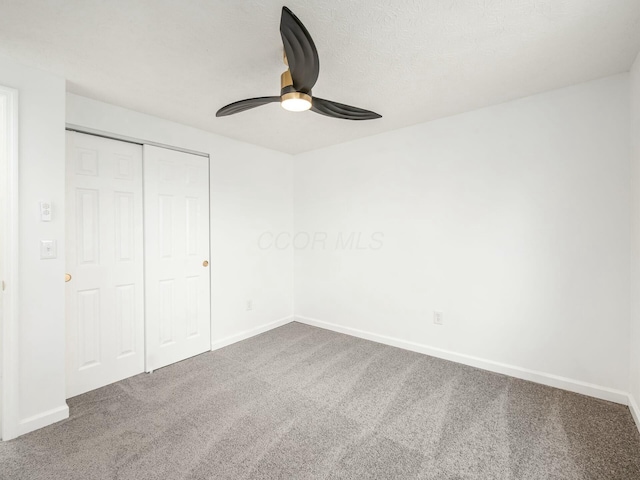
[143,145,211,372]
[65,132,145,398]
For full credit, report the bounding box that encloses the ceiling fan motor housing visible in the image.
[280,69,310,96]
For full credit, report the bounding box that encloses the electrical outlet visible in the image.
[246,300,253,311]
[40,201,52,222]
[433,311,444,325]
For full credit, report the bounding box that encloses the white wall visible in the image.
[294,74,632,401]
[0,56,68,436]
[66,94,294,347]
[630,53,640,424]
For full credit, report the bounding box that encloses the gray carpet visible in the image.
[1,322,639,479]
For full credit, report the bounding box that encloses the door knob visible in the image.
[203,260,209,267]
[65,273,72,282]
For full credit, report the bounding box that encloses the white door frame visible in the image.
[0,86,19,441]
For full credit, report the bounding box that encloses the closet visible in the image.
[65,132,211,398]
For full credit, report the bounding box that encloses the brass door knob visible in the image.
[203,260,209,267]
[65,273,72,282]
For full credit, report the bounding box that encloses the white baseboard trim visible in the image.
[211,315,294,351]
[17,404,69,437]
[295,315,629,405]
[629,395,640,433]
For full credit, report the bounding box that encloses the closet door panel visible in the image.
[143,145,211,371]
[66,132,144,398]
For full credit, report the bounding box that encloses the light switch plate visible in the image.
[40,240,57,259]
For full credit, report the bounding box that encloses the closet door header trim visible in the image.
[65,124,210,158]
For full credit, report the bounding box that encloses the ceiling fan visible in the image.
[216,6,381,120]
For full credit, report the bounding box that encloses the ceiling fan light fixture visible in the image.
[280,92,312,112]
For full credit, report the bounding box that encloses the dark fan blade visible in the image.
[311,97,381,120]
[216,96,279,117]
[280,7,320,93]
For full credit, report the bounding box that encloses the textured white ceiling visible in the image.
[1,1,639,154]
